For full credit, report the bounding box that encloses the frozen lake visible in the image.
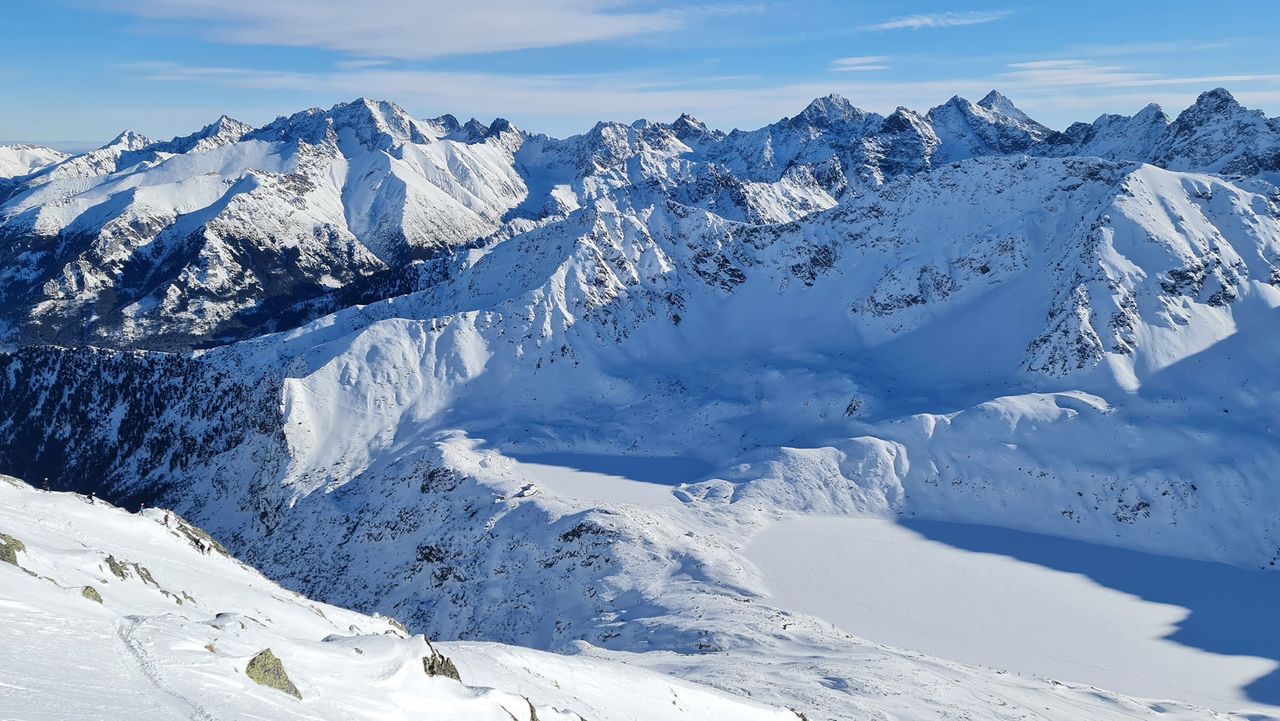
[508,452,711,507]
[745,516,1280,716]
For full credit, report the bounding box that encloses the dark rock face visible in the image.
[422,651,461,682]
[0,345,282,503]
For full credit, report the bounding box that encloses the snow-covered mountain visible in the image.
[1037,103,1172,161]
[0,99,531,349]
[0,143,67,178]
[927,90,1053,163]
[3,89,1276,350]
[2,88,1280,719]
[1150,87,1280,175]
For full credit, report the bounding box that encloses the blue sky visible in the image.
[3,1,1278,147]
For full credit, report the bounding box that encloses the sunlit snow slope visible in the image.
[0,474,798,721]
[0,144,67,179]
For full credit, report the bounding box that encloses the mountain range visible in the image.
[1,89,1276,350]
[1,88,1278,719]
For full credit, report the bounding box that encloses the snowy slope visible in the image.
[0,144,67,178]
[0,474,797,721]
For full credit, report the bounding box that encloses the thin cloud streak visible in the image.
[1062,39,1242,57]
[120,59,1280,136]
[1000,59,1280,89]
[859,10,1012,32]
[830,56,893,72]
[102,0,723,59]
[333,59,392,71]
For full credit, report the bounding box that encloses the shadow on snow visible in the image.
[903,519,1280,706]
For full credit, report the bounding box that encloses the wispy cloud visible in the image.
[333,59,391,71]
[103,0,713,59]
[1001,58,1280,89]
[118,55,1280,137]
[829,56,892,72]
[859,10,1012,31]
[1001,59,1154,87]
[1063,39,1240,57]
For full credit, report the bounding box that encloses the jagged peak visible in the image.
[977,90,1038,125]
[103,130,152,151]
[977,89,1010,107]
[880,106,932,135]
[933,91,1052,138]
[938,94,974,111]
[487,117,514,136]
[334,97,424,132]
[929,95,988,123]
[1165,88,1256,135]
[206,114,253,134]
[671,113,714,141]
[792,93,867,128]
[927,95,982,124]
[584,118,637,137]
[1193,87,1240,111]
[163,115,252,152]
[1133,103,1169,122]
[1080,104,1168,135]
[251,97,434,149]
[428,113,462,133]
[443,117,510,144]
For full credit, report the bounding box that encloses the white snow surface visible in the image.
[0,475,796,721]
[747,515,1280,715]
[0,144,67,178]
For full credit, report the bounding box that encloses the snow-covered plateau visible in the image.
[1,88,1279,719]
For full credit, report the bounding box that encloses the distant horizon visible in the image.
[1,84,1269,153]
[3,1,1277,143]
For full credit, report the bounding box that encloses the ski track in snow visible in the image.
[115,615,214,721]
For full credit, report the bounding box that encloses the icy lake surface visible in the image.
[508,453,711,507]
[746,516,1280,716]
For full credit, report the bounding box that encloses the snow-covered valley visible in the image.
[2,87,1279,719]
